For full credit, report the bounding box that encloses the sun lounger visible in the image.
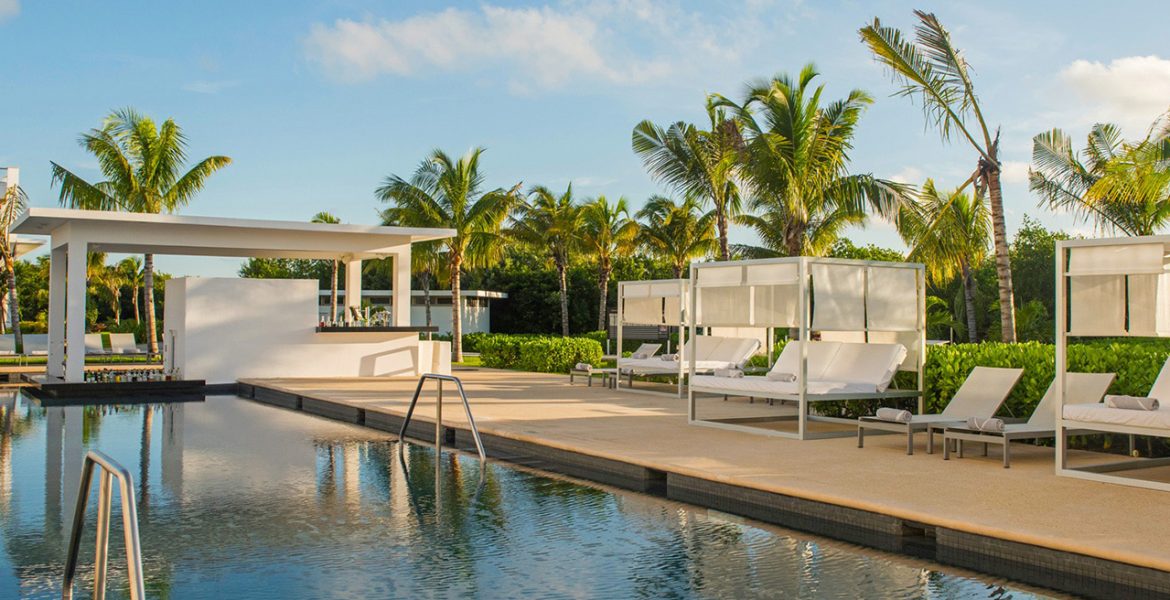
[107,333,145,355]
[619,336,760,376]
[858,366,1023,455]
[85,333,109,355]
[615,343,663,367]
[1063,356,1170,436]
[0,335,14,357]
[22,334,48,356]
[691,341,908,398]
[943,372,1115,467]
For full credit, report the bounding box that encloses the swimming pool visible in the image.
[0,394,1065,599]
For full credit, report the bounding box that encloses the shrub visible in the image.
[515,337,603,373]
[478,334,531,368]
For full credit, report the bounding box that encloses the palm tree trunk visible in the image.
[960,258,979,343]
[596,263,610,332]
[132,286,140,322]
[421,270,432,341]
[451,254,463,363]
[144,253,158,354]
[717,209,731,261]
[329,260,339,322]
[984,154,1017,342]
[558,262,569,337]
[5,260,21,354]
[111,289,121,325]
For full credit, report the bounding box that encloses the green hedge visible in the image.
[478,333,602,373]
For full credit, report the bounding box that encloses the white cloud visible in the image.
[304,5,672,89]
[999,161,1030,185]
[1058,55,1170,134]
[889,166,923,185]
[0,0,19,22]
[182,80,238,94]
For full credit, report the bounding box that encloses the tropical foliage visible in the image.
[511,185,584,336]
[579,196,638,331]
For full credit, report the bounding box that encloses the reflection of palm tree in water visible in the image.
[139,406,153,513]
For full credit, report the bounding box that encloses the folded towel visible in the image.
[767,371,796,382]
[875,407,912,423]
[660,354,678,361]
[966,417,1005,432]
[631,352,648,359]
[574,362,593,372]
[1106,395,1160,411]
[714,368,744,378]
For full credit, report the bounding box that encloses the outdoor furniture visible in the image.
[615,279,690,396]
[620,336,760,381]
[858,366,1023,455]
[108,333,145,355]
[0,335,14,357]
[944,372,1115,467]
[569,364,604,387]
[85,333,108,355]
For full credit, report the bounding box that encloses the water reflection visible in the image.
[0,393,1063,599]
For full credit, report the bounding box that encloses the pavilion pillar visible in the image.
[47,245,67,379]
[344,259,362,322]
[65,242,87,383]
[392,248,411,327]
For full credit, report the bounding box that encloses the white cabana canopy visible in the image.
[11,207,454,382]
[688,257,926,439]
[1056,236,1170,491]
[617,279,688,327]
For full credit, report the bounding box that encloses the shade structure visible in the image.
[616,279,691,396]
[1056,236,1170,491]
[688,256,926,440]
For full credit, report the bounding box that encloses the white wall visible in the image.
[410,302,490,335]
[166,278,432,384]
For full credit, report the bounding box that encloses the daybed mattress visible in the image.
[618,359,737,373]
[1063,403,1170,430]
[690,375,878,397]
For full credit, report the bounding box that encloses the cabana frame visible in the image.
[687,256,926,440]
[1055,236,1170,491]
[615,279,690,396]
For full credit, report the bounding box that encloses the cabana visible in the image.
[615,279,688,395]
[688,257,925,439]
[1055,236,1170,491]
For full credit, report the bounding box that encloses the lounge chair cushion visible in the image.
[770,341,841,381]
[1064,403,1170,430]
[691,375,873,396]
[819,342,907,392]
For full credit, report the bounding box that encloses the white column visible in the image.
[47,245,67,379]
[65,242,87,383]
[344,259,362,322]
[392,250,410,327]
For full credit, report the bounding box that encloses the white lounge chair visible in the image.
[22,334,49,356]
[616,343,662,366]
[620,336,759,375]
[85,333,109,355]
[857,366,1023,455]
[943,372,1116,467]
[0,334,14,357]
[691,341,907,397]
[1063,356,1170,436]
[108,333,144,355]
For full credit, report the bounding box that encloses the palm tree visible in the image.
[636,195,717,278]
[50,108,231,353]
[1031,116,1170,236]
[511,184,583,337]
[408,241,449,340]
[632,99,742,260]
[861,11,1018,342]
[311,211,342,322]
[118,257,144,322]
[95,262,126,325]
[898,179,990,342]
[0,178,26,352]
[377,148,520,362]
[580,195,639,331]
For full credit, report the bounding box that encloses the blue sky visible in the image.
[2,0,1169,277]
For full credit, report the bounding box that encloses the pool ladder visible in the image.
[399,373,486,461]
[62,451,145,600]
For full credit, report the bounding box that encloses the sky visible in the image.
[2,0,1169,277]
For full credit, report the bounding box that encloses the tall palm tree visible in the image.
[311,211,342,322]
[1031,116,1170,236]
[50,108,231,353]
[711,64,907,258]
[94,262,126,325]
[632,99,742,260]
[898,179,990,342]
[377,148,520,361]
[118,256,144,322]
[0,178,26,352]
[511,184,583,337]
[408,241,449,340]
[861,11,1018,342]
[636,195,717,278]
[580,195,639,331]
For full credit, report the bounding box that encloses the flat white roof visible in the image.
[12,208,454,260]
[317,289,508,299]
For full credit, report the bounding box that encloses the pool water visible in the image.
[0,394,1065,599]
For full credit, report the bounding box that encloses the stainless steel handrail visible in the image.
[62,450,145,600]
[398,373,486,461]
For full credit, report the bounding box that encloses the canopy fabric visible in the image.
[1067,242,1165,276]
[619,279,688,325]
[622,297,664,325]
[866,266,919,331]
[1066,244,1170,336]
[810,263,866,331]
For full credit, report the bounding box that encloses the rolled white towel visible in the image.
[574,362,593,372]
[660,354,679,362]
[631,352,648,359]
[874,407,912,423]
[714,368,744,378]
[966,416,1005,432]
[1106,395,1160,411]
[767,371,796,382]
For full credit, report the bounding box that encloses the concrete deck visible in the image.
[240,368,1170,596]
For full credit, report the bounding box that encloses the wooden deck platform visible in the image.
[240,368,1170,598]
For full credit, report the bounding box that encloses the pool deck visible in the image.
[240,368,1170,598]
